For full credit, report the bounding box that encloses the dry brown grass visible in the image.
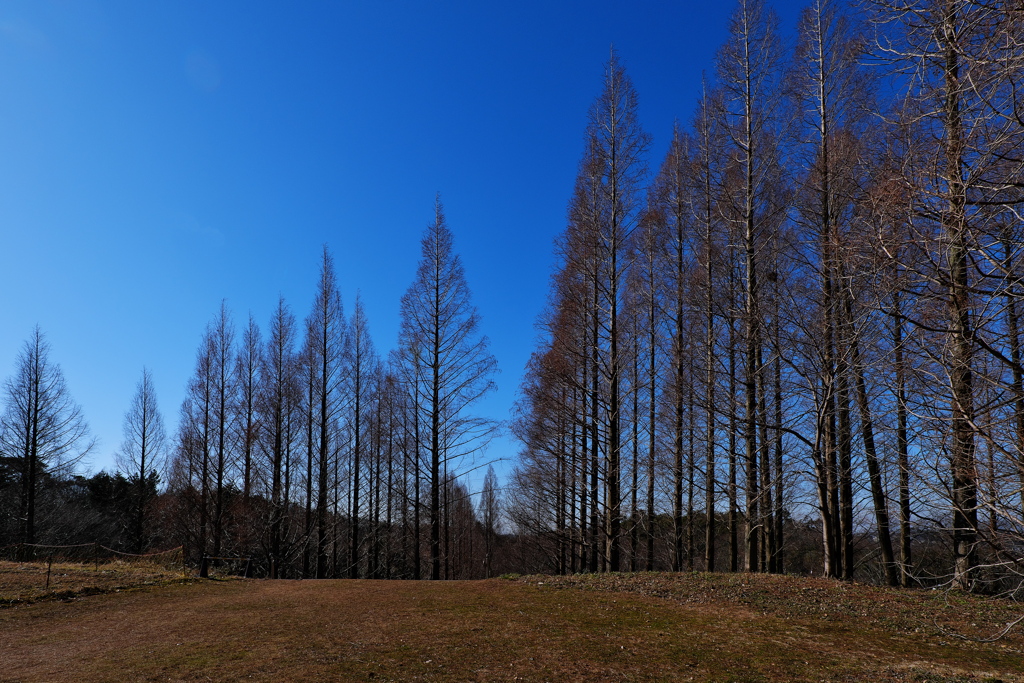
[0,559,188,606]
[0,572,1021,682]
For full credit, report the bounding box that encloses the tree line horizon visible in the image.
[3,0,1024,590]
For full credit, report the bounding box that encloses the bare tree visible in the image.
[259,297,299,578]
[650,125,695,572]
[304,247,346,578]
[480,466,501,578]
[347,294,378,578]
[869,0,1019,590]
[398,198,498,580]
[788,0,896,581]
[715,0,788,573]
[0,327,92,547]
[116,367,166,552]
[235,315,262,505]
[208,303,236,559]
[588,51,651,571]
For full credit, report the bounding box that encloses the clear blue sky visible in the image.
[0,1,806,480]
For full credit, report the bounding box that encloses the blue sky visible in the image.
[0,0,807,481]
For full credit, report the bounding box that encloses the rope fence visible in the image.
[1,545,258,599]
[0,544,189,599]
[0,543,185,571]
[199,555,253,578]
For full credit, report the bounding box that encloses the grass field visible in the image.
[0,558,187,606]
[1,569,1022,682]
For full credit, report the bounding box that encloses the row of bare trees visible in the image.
[0,201,506,578]
[508,0,1024,591]
[6,0,1023,591]
[167,202,503,578]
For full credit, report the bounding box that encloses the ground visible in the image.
[1,564,1022,682]
[0,558,187,606]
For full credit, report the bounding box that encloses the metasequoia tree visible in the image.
[170,305,235,561]
[235,315,262,505]
[259,297,300,578]
[480,464,500,577]
[392,345,426,580]
[172,334,213,561]
[588,51,651,571]
[347,294,377,579]
[398,198,498,580]
[647,86,728,573]
[689,86,726,573]
[116,368,166,552]
[870,0,1024,590]
[650,126,696,572]
[208,303,236,559]
[627,208,664,572]
[304,247,346,578]
[509,53,650,574]
[562,143,604,573]
[0,327,91,547]
[715,0,788,573]
[788,0,897,581]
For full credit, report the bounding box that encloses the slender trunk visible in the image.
[630,352,639,572]
[729,259,739,573]
[304,366,314,578]
[822,239,840,580]
[317,315,331,579]
[943,10,977,591]
[772,345,783,573]
[270,404,283,579]
[1003,233,1024,520]
[705,243,716,573]
[674,368,685,572]
[758,351,772,572]
[569,400,579,574]
[558,403,568,575]
[413,395,422,581]
[893,290,913,587]
[847,308,897,586]
[686,372,695,571]
[350,369,362,579]
[608,255,622,573]
[647,247,660,573]
[590,289,601,573]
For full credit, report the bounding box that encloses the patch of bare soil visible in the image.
[0,573,1021,682]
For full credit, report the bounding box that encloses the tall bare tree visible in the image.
[208,303,236,559]
[789,0,896,581]
[116,368,166,552]
[259,297,299,578]
[869,0,1020,590]
[347,294,378,578]
[305,247,346,578]
[235,315,262,506]
[398,198,498,580]
[0,327,91,548]
[588,51,650,571]
[480,464,501,578]
[715,0,787,573]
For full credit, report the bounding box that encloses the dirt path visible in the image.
[0,577,1020,682]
